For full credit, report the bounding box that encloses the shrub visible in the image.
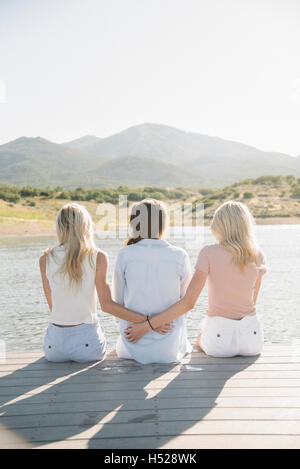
[291,185,300,199]
[128,192,144,201]
[208,192,222,200]
[20,186,40,197]
[254,176,282,186]
[102,193,119,204]
[69,188,86,201]
[202,200,214,208]
[286,175,296,184]
[56,191,69,199]
[40,190,54,197]
[148,191,165,200]
[4,193,21,203]
[198,188,215,196]
[85,189,103,201]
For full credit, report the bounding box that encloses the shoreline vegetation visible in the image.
[0,175,300,236]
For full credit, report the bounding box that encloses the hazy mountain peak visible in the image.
[4,136,51,146]
[63,135,102,150]
[1,123,299,188]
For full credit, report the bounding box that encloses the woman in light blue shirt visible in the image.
[113,199,192,364]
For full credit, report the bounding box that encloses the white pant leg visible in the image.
[200,316,239,358]
[44,325,67,362]
[67,323,107,363]
[238,315,264,356]
[44,323,106,363]
[116,335,134,360]
[201,315,264,358]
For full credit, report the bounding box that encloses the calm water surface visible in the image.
[0,225,299,351]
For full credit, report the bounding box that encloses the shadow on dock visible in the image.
[0,351,258,448]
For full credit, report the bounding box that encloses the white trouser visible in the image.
[44,322,106,363]
[200,315,264,358]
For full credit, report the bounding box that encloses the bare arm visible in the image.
[95,251,146,323]
[151,270,207,328]
[39,254,52,311]
[125,270,208,342]
[253,274,262,305]
[253,251,267,305]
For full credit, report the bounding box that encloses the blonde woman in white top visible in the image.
[39,203,161,363]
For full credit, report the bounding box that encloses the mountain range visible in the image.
[0,123,299,188]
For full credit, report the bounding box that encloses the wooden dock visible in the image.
[1,345,300,449]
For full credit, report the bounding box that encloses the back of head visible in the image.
[211,200,259,268]
[50,203,96,285]
[126,199,168,245]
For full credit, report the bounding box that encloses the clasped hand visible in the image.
[125,319,174,343]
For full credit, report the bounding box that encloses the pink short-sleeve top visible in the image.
[195,244,267,320]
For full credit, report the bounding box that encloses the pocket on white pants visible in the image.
[43,327,65,362]
[201,317,236,358]
[239,317,264,356]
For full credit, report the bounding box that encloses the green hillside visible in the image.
[197,175,300,220]
[0,176,299,236]
[0,137,96,187]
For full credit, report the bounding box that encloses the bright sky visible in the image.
[1,0,300,155]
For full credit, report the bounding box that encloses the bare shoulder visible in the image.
[257,249,266,263]
[39,252,47,267]
[39,253,49,277]
[96,249,108,269]
[39,247,53,269]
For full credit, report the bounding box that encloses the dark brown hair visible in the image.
[126,199,168,246]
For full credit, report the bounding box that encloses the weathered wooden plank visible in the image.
[159,434,300,450]
[1,419,300,444]
[158,407,300,422]
[2,363,300,376]
[6,352,43,358]
[1,385,300,399]
[183,357,300,364]
[2,355,300,366]
[0,399,155,415]
[2,407,300,430]
[31,434,300,449]
[2,346,300,366]
[4,344,300,355]
[2,396,300,417]
[2,369,300,383]
[4,349,300,361]
[1,378,300,398]
[155,396,300,409]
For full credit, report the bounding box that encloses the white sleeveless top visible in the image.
[46,245,99,325]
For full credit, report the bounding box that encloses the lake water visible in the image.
[0,225,299,352]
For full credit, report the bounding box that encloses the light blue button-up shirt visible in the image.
[113,238,193,364]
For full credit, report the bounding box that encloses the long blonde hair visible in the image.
[211,201,259,268]
[48,203,96,285]
[126,199,168,245]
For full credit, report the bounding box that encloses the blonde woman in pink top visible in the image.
[125,201,267,358]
